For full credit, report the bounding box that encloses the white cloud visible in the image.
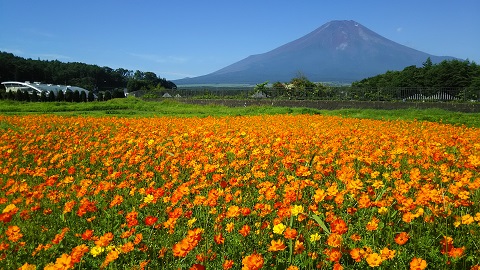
[396,27,403,32]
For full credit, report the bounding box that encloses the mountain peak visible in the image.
[174,20,457,85]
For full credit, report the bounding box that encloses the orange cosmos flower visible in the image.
[366,252,382,267]
[330,218,348,235]
[366,217,379,231]
[350,233,361,242]
[409,257,427,270]
[101,250,119,269]
[63,200,76,214]
[6,225,23,242]
[18,263,36,270]
[284,227,298,240]
[324,248,342,262]
[326,233,342,248]
[133,233,143,245]
[226,205,241,218]
[333,262,343,270]
[294,240,305,254]
[95,232,114,247]
[121,242,135,254]
[214,234,225,245]
[350,248,364,262]
[52,227,70,244]
[239,225,251,237]
[268,239,286,252]
[380,247,396,260]
[394,232,409,245]
[109,195,124,208]
[51,253,73,269]
[125,210,139,227]
[242,252,264,270]
[70,244,89,265]
[223,259,234,270]
[172,228,203,257]
[448,246,466,258]
[190,264,206,270]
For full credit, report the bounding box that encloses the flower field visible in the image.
[1,114,480,269]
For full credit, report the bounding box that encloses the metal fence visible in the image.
[130,86,480,102]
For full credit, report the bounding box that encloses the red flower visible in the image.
[144,216,158,226]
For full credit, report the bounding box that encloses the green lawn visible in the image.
[1,97,479,128]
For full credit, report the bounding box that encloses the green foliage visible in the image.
[104,91,112,101]
[126,70,176,92]
[80,91,87,102]
[1,98,479,128]
[65,89,73,102]
[56,90,65,102]
[0,51,176,92]
[353,59,480,90]
[87,91,95,102]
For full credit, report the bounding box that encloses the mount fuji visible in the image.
[174,20,457,85]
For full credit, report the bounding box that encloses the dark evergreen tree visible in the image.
[104,91,112,101]
[48,90,56,102]
[40,91,47,102]
[15,90,24,101]
[31,91,39,102]
[57,90,65,101]
[72,90,80,102]
[97,92,104,101]
[112,89,125,98]
[65,89,73,102]
[23,90,30,102]
[7,91,15,100]
[87,91,95,102]
[80,91,87,102]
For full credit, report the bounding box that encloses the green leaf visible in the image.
[311,214,330,235]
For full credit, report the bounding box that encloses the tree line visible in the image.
[351,58,480,99]
[0,51,177,93]
[249,59,479,100]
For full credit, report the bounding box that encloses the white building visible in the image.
[1,81,90,96]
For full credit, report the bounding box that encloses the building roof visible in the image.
[1,81,89,94]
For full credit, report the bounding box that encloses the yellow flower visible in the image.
[378,207,388,215]
[3,204,18,213]
[106,245,118,252]
[290,205,304,216]
[226,222,235,233]
[90,246,105,257]
[273,223,286,234]
[310,233,321,243]
[187,217,197,228]
[143,194,154,204]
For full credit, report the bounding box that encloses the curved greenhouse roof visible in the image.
[1,81,90,96]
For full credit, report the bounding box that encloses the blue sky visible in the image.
[1,1,479,80]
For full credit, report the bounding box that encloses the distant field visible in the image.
[0,98,479,128]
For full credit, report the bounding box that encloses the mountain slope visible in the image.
[174,20,457,85]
